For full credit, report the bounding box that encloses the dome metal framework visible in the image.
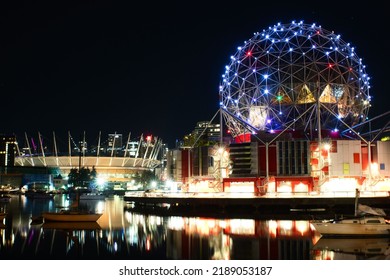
[219,21,371,139]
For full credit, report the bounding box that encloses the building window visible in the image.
[353,153,360,163]
[209,156,214,167]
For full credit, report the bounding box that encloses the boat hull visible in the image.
[43,221,101,230]
[42,212,102,222]
[79,194,105,200]
[25,192,54,199]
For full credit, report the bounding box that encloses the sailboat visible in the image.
[310,189,390,236]
[41,133,103,223]
[311,214,390,236]
[42,190,103,222]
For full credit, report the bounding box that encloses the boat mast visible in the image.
[78,134,82,171]
[354,188,360,216]
[68,131,72,166]
[82,131,86,167]
[96,130,101,166]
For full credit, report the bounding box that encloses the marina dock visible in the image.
[123,192,390,218]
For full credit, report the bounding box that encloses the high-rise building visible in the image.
[0,134,16,167]
[108,133,123,153]
[192,121,221,142]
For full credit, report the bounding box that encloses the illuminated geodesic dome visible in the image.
[219,21,371,139]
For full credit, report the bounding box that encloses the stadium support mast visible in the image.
[25,132,34,166]
[38,132,47,167]
[133,134,142,167]
[53,131,59,166]
[122,132,131,167]
[141,136,150,167]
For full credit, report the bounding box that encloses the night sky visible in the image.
[1,1,388,148]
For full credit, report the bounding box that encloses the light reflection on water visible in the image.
[0,194,389,260]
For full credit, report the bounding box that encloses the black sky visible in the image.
[1,1,388,148]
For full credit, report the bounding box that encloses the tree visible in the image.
[140,170,157,188]
[90,166,97,182]
[67,168,79,187]
[67,166,98,189]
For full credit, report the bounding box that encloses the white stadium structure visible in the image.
[13,131,165,188]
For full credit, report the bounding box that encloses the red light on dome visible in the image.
[247,51,251,56]
[146,135,152,141]
[328,63,333,68]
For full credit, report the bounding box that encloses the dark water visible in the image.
[0,194,389,260]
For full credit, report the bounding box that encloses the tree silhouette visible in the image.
[67,166,97,189]
[140,170,157,188]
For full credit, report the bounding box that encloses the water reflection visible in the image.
[312,237,390,260]
[145,214,314,259]
[0,194,387,260]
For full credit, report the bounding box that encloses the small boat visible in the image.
[311,215,390,236]
[41,210,102,222]
[79,192,105,200]
[25,190,55,199]
[311,194,390,236]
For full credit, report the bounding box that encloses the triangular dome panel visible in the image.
[319,84,337,103]
[271,88,293,105]
[297,84,316,104]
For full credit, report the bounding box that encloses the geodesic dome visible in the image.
[219,21,371,139]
